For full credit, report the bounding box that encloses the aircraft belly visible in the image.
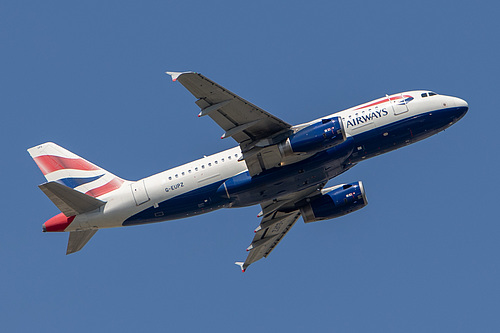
[225,138,355,208]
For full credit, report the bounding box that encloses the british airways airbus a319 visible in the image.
[28,72,468,271]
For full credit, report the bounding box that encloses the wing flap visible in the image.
[39,181,106,216]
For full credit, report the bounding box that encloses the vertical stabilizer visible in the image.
[28,142,126,198]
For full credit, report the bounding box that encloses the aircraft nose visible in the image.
[446,96,468,123]
[455,97,468,109]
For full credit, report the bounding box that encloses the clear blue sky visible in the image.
[2,1,499,332]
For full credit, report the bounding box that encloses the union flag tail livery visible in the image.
[28,142,125,198]
[29,72,468,271]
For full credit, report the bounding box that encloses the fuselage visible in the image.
[62,91,468,231]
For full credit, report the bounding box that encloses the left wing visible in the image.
[235,184,325,272]
[167,71,293,176]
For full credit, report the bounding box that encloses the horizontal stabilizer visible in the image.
[39,181,106,216]
[67,230,97,254]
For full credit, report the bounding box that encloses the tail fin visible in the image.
[28,142,126,198]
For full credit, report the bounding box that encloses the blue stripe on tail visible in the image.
[56,175,104,188]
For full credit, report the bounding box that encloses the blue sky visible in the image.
[2,1,499,332]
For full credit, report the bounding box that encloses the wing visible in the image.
[235,184,325,272]
[167,71,293,176]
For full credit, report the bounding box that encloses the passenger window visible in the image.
[202,165,205,169]
[208,163,212,167]
[168,176,172,180]
[215,160,218,164]
[188,170,191,174]
[195,167,198,171]
[175,174,178,178]
[228,156,231,160]
[221,158,224,162]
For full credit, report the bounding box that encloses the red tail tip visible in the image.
[43,213,75,232]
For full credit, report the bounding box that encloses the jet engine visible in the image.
[279,116,346,157]
[300,181,367,223]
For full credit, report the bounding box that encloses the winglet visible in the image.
[235,262,246,273]
[165,71,193,82]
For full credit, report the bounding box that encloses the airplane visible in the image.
[28,71,468,271]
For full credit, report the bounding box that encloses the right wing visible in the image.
[167,71,293,176]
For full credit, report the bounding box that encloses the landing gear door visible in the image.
[131,180,150,206]
[388,94,409,115]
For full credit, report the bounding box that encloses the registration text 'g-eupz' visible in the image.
[165,182,184,192]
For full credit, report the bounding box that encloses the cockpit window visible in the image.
[422,91,437,98]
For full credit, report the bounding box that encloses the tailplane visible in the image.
[28,142,125,198]
[39,181,106,216]
[67,230,98,255]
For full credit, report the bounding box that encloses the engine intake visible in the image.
[300,181,367,223]
[279,116,346,157]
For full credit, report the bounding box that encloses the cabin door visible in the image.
[131,180,150,206]
[388,94,409,115]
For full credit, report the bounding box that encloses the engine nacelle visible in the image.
[279,116,346,157]
[300,181,367,223]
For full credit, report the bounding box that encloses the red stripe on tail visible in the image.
[34,155,100,175]
[85,178,124,197]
